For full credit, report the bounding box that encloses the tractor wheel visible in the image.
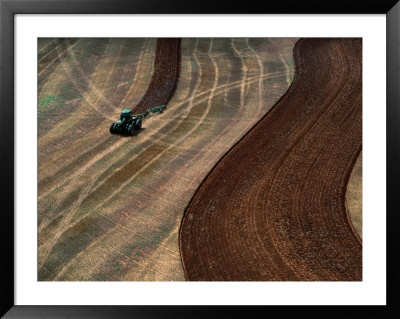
[124,124,130,135]
[110,123,115,134]
[134,118,142,130]
[128,124,134,136]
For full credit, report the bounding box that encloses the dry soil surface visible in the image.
[180,38,362,281]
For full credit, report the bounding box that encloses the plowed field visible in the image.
[133,38,180,113]
[38,38,298,280]
[180,38,362,281]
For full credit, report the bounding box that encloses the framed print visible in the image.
[1,0,399,318]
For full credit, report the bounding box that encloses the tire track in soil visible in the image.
[38,38,182,280]
[180,38,362,281]
[39,39,195,256]
[38,39,56,56]
[38,39,110,138]
[51,39,201,281]
[38,38,147,208]
[38,39,155,268]
[39,39,181,231]
[38,40,175,208]
[38,39,79,83]
[38,39,155,184]
[38,39,178,184]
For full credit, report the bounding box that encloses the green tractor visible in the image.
[110,109,142,135]
[110,105,167,135]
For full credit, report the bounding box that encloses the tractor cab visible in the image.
[120,109,132,121]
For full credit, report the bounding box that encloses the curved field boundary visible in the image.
[132,38,180,114]
[179,38,362,281]
[346,152,362,239]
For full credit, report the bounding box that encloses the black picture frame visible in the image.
[1,0,399,318]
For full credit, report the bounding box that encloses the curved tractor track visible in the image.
[133,38,180,113]
[180,38,362,281]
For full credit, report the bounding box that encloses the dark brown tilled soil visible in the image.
[133,38,180,113]
[179,38,362,281]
